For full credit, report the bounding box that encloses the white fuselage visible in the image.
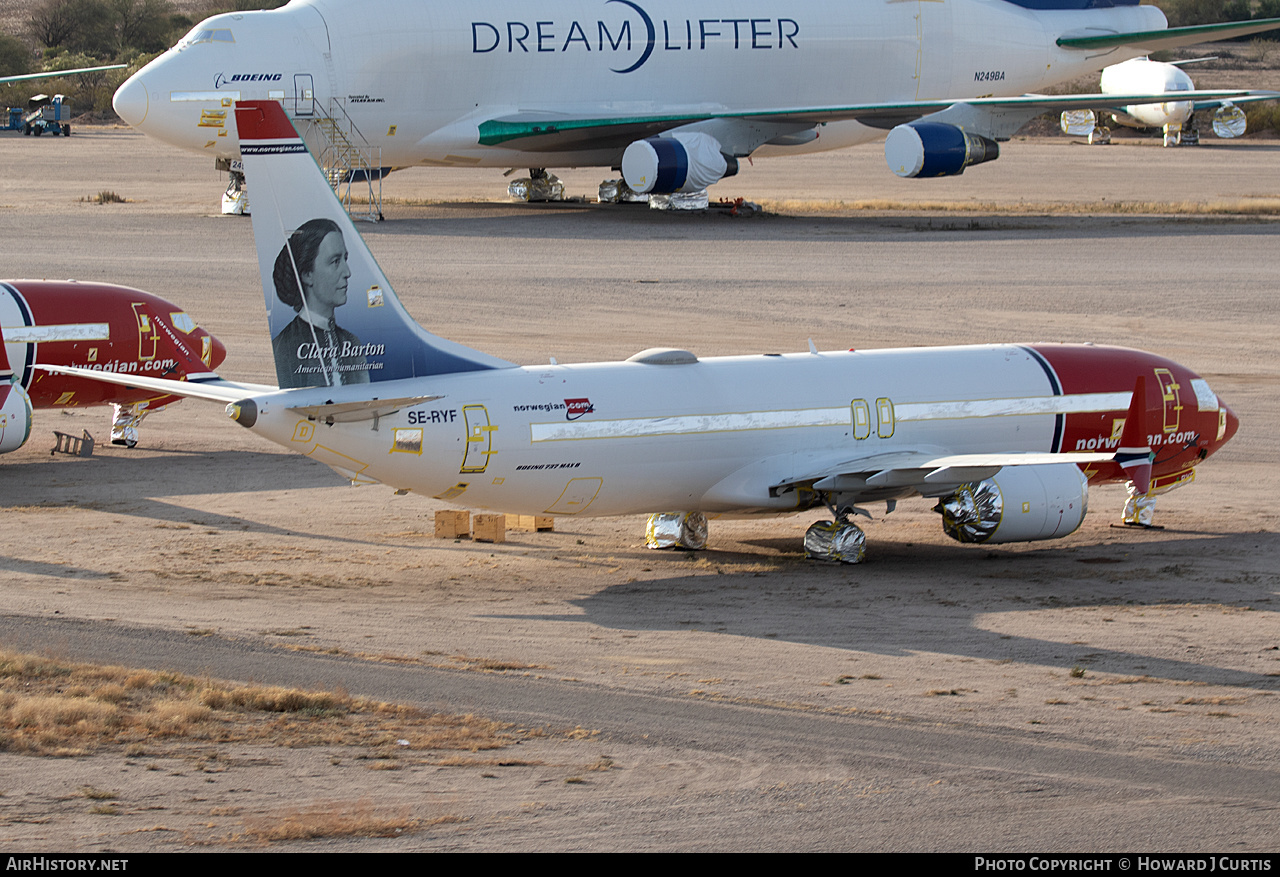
[115,0,1164,167]
[242,344,1106,518]
[1101,57,1195,129]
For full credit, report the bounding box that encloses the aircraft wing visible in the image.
[477,89,1279,151]
[0,65,127,85]
[775,449,1117,502]
[1192,93,1280,111]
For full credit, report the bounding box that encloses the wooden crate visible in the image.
[507,515,554,532]
[434,509,470,539]
[472,513,507,543]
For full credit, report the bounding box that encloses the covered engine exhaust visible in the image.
[621,132,739,195]
[885,122,999,178]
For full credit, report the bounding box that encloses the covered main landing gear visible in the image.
[803,517,867,564]
[803,489,871,564]
[645,511,708,550]
[507,167,565,202]
[222,169,249,215]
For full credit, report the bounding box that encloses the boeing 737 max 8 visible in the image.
[41,101,1239,561]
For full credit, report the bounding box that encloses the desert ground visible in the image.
[0,126,1277,852]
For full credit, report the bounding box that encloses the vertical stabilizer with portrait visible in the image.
[233,100,514,390]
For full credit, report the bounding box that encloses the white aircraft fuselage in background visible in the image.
[114,0,1173,170]
[1101,57,1197,130]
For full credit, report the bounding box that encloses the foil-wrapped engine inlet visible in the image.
[645,511,709,550]
[935,481,1002,544]
[803,520,866,564]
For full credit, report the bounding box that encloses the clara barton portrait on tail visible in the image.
[270,217,381,388]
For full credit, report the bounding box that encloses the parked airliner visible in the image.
[1061,57,1270,146]
[1,280,225,451]
[112,0,1278,196]
[40,101,1238,561]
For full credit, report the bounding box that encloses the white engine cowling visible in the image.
[0,383,33,454]
[934,463,1088,544]
[885,122,999,178]
[621,133,738,195]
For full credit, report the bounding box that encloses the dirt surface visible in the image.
[0,128,1277,852]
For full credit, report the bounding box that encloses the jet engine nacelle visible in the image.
[621,133,739,195]
[0,383,34,454]
[934,463,1088,545]
[885,122,1000,178]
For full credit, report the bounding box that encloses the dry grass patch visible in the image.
[0,647,515,757]
[448,654,549,673]
[237,800,442,842]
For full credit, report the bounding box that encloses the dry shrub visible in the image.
[0,647,516,758]
[95,684,130,705]
[200,685,349,715]
[239,800,422,841]
[7,695,120,729]
[143,700,214,734]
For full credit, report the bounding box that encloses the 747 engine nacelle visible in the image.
[885,122,1000,178]
[621,132,739,195]
[934,463,1088,544]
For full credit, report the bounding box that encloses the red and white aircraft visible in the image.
[43,101,1238,561]
[3,280,226,452]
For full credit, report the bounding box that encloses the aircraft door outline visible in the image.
[294,74,314,116]
[546,477,603,516]
[876,397,896,439]
[851,399,871,440]
[132,303,158,361]
[1154,368,1181,434]
[460,404,496,473]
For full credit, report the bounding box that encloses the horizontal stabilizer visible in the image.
[1057,17,1280,53]
[289,394,441,424]
[35,364,268,404]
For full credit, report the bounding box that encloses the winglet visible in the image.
[1114,375,1155,495]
